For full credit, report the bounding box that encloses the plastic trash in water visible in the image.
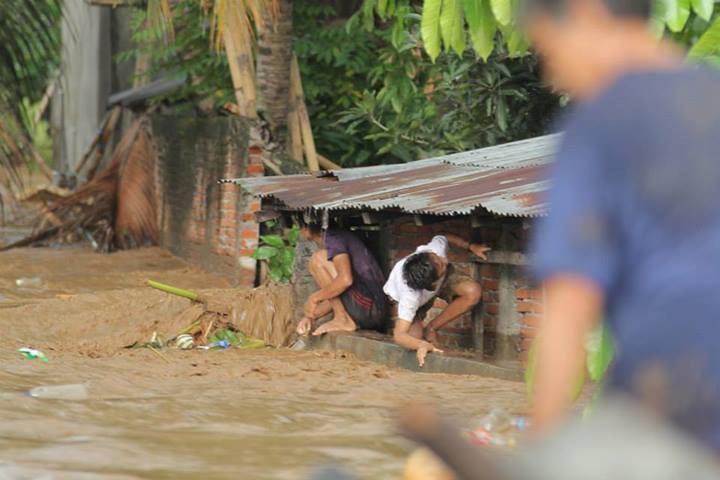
[15,277,43,288]
[290,338,307,351]
[465,408,529,449]
[210,339,230,349]
[198,340,230,350]
[18,348,49,362]
[28,384,88,400]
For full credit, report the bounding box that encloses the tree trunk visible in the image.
[256,0,293,149]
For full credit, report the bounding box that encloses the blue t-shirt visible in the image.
[533,68,720,450]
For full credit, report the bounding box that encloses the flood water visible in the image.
[0,240,527,479]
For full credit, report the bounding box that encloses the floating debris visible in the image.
[18,348,48,362]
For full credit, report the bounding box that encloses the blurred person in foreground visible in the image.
[525,0,720,452]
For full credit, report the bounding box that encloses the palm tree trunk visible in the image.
[256,0,293,148]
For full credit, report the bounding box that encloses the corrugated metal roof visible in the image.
[222,134,558,218]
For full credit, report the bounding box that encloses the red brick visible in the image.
[482,279,499,290]
[248,146,263,155]
[396,223,418,234]
[239,248,255,257]
[483,291,499,303]
[480,264,497,276]
[441,326,472,334]
[521,314,543,327]
[247,163,264,175]
[248,201,261,211]
[240,229,258,239]
[241,213,255,222]
[520,326,537,339]
[518,350,529,365]
[516,288,543,300]
[517,301,543,314]
[484,303,499,315]
[520,337,534,351]
[447,251,472,263]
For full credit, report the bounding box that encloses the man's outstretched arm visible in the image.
[445,233,491,260]
[394,318,442,367]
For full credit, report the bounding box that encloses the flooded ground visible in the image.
[0,244,527,479]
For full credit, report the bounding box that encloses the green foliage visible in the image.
[418,0,526,60]
[0,0,60,187]
[117,0,234,109]
[465,0,496,61]
[209,327,266,348]
[663,0,692,32]
[297,1,557,166]
[689,16,720,59]
[252,224,300,283]
[585,322,615,382]
[415,0,720,63]
[25,99,53,166]
[440,0,467,56]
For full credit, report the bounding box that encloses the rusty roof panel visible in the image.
[441,133,560,169]
[221,134,556,217]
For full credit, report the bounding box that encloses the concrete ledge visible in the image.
[307,333,523,382]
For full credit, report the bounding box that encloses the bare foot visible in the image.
[296,317,313,336]
[312,316,357,336]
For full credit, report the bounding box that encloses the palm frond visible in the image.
[0,0,61,198]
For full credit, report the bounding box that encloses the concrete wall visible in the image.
[52,1,135,175]
[151,115,263,287]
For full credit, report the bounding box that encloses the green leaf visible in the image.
[281,247,295,269]
[501,25,528,57]
[362,0,377,30]
[689,16,720,58]
[691,0,713,20]
[260,234,285,248]
[378,0,389,18]
[252,245,279,260]
[287,226,300,245]
[490,0,513,26]
[585,322,615,382]
[664,0,691,32]
[422,0,443,61]
[441,0,467,55]
[464,0,497,61]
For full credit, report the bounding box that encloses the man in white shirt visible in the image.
[384,234,491,366]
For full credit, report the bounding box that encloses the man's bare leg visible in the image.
[425,281,482,346]
[307,249,357,335]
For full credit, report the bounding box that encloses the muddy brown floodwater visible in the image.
[0,244,527,479]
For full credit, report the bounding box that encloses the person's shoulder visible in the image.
[574,69,716,124]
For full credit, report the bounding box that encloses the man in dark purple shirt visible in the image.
[296,222,388,336]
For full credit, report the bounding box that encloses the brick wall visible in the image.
[151,114,263,287]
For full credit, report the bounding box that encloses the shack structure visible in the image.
[224,134,559,364]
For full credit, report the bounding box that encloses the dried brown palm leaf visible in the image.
[4,119,158,253]
[203,0,279,52]
[115,125,159,249]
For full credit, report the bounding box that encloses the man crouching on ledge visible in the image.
[385,234,490,366]
[296,221,389,336]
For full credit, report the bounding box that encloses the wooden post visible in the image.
[223,15,257,119]
[287,59,304,163]
[290,55,320,171]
